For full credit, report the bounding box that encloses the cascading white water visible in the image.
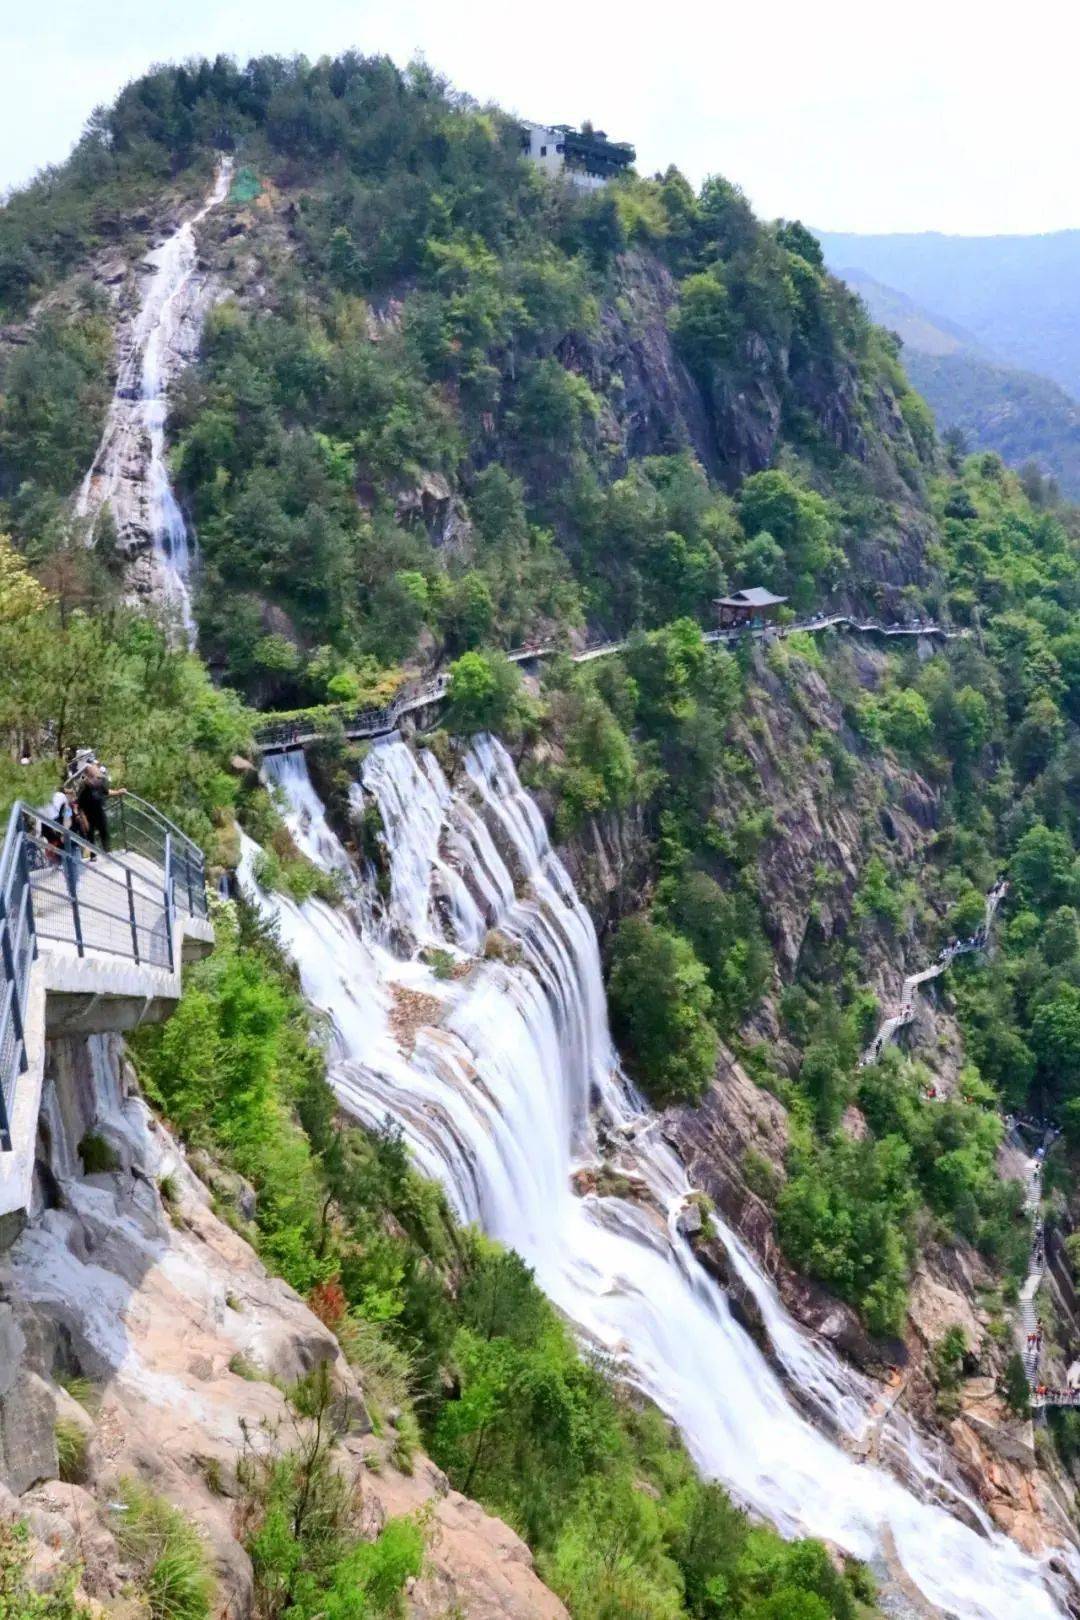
[77,159,233,644]
[243,738,1077,1619]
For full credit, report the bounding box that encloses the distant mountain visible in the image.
[817,227,1080,398]
[836,268,987,359]
[835,263,1080,497]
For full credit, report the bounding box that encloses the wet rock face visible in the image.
[666,1045,787,1260]
[557,802,652,943]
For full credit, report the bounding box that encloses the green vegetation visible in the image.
[53,1418,89,1484]
[609,915,718,1104]
[115,1480,215,1620]
[0,55,915,707]
[0,535,250,849]
[0,304,113,550]
[75,1133,119,1175]
[445,649,528,736]
[10,45,1079,1606]
[1001,1352,1032,1419]
[240,1367,423,1620]
[0,1521,87,1620]
[57,1373,99,1413]
[130,889,883,1618]
[908,351,1080,501]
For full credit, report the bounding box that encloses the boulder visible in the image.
[0,1365,57,1495]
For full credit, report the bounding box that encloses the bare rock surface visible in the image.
[0,1033,565,1619]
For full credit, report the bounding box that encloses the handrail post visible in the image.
[63,829,85,958]
[126,868,140,964]
[0,893,24,1065]
[17,830,36,963]
[163,833,174,970]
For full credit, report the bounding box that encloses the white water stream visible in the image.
[241,737,1076,1618]
[77,160,233,643]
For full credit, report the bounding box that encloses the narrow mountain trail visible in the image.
[856,878,1075,1412]
[860,879,1009,1072]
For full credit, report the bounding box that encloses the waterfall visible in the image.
[243,737,1077,1619]
[77,159,233,644]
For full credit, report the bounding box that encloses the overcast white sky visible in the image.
[4,0,1080,234]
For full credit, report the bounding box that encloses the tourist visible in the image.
[40,781,76,863]
[76,762,127,855]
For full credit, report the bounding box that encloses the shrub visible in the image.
[608,915,718,1106]
[115,1480,215,1620]
[389,1410,421,1476]
[742,1149,779,1203]
[777,1135,916,1336]
[1001,1352,1031,1419]
[77,1133,119,1174]
[241,1366,422,1618]
[57,1373,99,1413]
[445,649,525,736]
[0,1520,86,1620]
[664,869,770,1033]
[422,947,456,981]
[228,1352,263,1382]
[54,1418,88,1484]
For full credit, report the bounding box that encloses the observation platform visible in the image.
[0,795,213,1226]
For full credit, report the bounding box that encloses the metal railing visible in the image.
[255,672,451,754]
[251,614,969,753]
[0,795,208,1152]
[0,805,37,1152]
[106,793,209,920]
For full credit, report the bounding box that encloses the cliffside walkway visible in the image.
[0,793,213,1225]
[254,611,968,754]
[853,885,1080,1411]
[1009,1125,1078,1410]
[859,880,1009,1071]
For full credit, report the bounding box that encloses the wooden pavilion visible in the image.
[713,587,788,630]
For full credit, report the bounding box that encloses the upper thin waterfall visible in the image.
[77,159,233,643]
[243,736,1078,1619]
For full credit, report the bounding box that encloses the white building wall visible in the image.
[520,121,617,190]
[521,123,567,181]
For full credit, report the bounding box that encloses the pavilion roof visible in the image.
[713,587,788,608]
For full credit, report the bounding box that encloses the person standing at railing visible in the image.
[76,763,126,857]
[41,781,78,864]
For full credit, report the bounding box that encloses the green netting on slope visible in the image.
[230,167,261,204]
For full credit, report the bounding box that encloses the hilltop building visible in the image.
[519,121,635,190]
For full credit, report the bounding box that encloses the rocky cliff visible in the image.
[0,1032,565,1619]
[555,629,1080,1575]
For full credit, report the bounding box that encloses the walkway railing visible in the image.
[253,613,967,753]
[0,805,37,1152]
[106,793,209,921]
[0,796,207,1152]
[255,672,451,754]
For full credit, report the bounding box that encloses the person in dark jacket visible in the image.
[76,763,126,854]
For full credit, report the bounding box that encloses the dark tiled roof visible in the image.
[713,587,788,608]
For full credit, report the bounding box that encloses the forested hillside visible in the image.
[6,49,1080,1620]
